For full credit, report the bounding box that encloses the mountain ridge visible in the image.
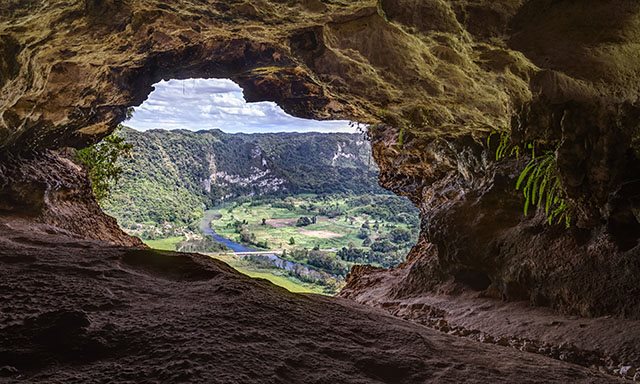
[103,127,386,233]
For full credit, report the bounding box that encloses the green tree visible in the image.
[289,237,296,245]
[389,227,411,244]
[75,126,133,202]
[357,227,371,239]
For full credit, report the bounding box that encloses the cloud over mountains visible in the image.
[127,78,355,133]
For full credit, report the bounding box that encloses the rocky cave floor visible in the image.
[0,216,636,384]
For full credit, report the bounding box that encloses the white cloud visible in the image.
[126,78,356,133]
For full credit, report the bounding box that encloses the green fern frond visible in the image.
[515,151,571,226]
[488,130,572,227]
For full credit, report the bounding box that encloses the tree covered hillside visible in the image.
[102,127,385,236]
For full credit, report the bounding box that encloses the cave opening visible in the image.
[93,77,421,296]
[5,3,640,382]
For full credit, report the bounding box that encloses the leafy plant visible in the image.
[76,127,133,202]
[489,131,572,227]
[515,150,571,228]
[488,131,520,161]
[397,126,405,147]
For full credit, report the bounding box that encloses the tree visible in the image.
[239,228,254,243]
[357,228,370,239]
[390,227,411,244]
[75,126,133,202]
[296,216,312,227]
[289,237,296,245]
[261,218,267,226]
[371,239,396,253]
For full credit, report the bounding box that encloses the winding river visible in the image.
[200,211,333,279]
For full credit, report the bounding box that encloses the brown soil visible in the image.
[0,217,622,383]
[267,218,298,228]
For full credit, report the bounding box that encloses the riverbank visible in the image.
[142,212,337,294]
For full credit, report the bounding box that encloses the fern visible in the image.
[515,150,571,227]
[496,132,510,161]
[488,130,572,228]
[488,131,520,161]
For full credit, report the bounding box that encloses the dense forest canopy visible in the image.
[102,127,387,234]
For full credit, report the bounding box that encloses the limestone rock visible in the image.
[1,1,639,316]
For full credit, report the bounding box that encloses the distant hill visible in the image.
[102,127,385,231]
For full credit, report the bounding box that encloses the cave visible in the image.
[98,76,417,294]
[1,1,640,382]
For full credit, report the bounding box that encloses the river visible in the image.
[200,211,255,252]
[200,211,335,280]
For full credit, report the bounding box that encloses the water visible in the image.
[201,227,255,252]
[200,211,330,279]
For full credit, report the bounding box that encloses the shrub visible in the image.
[75,127,133,201]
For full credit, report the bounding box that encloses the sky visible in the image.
[126,78,356,133]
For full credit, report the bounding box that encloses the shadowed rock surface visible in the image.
[1,0,639,317]
[1,1,640,382]
[0,219,623,383]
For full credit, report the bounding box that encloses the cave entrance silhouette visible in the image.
[95,77,421,295]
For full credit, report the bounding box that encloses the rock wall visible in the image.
[0,150,142,246]
[0,1,639,316]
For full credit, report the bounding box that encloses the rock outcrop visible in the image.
[0,150,141,246]
[0,221,622,383]
[1,0,639,318]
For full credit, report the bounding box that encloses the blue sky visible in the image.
[126,78,356,133]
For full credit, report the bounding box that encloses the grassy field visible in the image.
[142,194,419,295]
[209,254,326,294]
[209,195,413,251]
[142,239,326,294]
[144,236,184,251]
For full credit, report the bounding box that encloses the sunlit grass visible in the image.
[209,197,374,251]
[209,253,327,294]
[144,236,184,251]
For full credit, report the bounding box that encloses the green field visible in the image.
[209,195,415,252]
[144,236,185,251]
[142,194,419,295]
[209,254,326,294]
[143,238,327,294]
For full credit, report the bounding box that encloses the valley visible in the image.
[4,2,640,382]
[102,129,420,294]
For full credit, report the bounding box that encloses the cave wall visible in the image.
[1,0,639,316]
